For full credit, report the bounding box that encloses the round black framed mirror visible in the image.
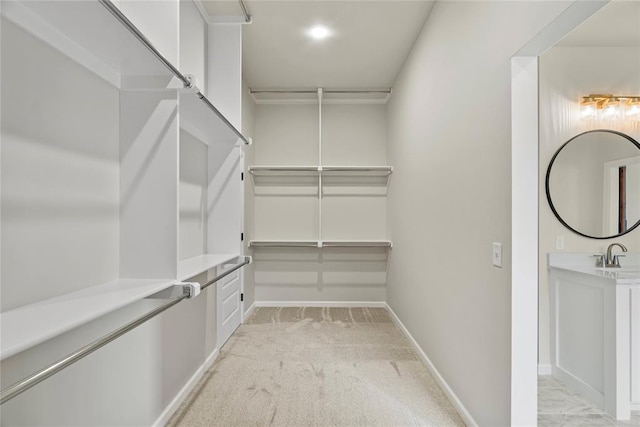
[546,129,640,239]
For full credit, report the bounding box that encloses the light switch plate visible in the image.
[492,242,502,268]
[555,235,564,250]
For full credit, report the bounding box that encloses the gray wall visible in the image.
[386,1,572,424]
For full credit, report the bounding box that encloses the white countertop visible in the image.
[548,253,640,285]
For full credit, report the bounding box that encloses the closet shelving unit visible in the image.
[0,0,249,360]
[248,88,393,249]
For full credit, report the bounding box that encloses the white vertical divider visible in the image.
[206,23,243,254]
[318,88,323,246]
[206,22,243,346]
[178,0,208,263]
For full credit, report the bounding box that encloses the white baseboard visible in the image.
[203,348,220,372]
[385,304,478,427]
[538,364,552,375]
[153,348,219,427]
[254,301,387,308]
[554,366,604,410]
[244,301,256,320]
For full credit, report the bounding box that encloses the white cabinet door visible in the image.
[632,287,640,405]
[216,263,241,347]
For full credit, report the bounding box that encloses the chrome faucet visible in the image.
[605,243,628,268]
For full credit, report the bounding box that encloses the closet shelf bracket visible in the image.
[145,282,200,300]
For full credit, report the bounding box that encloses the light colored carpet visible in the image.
[167,307,465,426]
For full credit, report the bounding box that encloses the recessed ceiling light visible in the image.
[308,25,331,40]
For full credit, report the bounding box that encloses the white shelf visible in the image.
[249,240,392,248]
[3,0,248,146]
[322,166,393,176]
[249,166,321,176]
[177,253,241,282]
[0,278,176,360]
[249,240,320,248]
[249,165,393,176]
[250,89,392,105]
[2,0,174,87]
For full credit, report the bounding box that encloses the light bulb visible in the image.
[601,98,621,120]
[625,99,640,121]
[580,99,598,120]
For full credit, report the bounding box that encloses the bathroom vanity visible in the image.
[548,253,640,420]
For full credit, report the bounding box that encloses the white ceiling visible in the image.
[201,1,435,89]
[556,0,640,47]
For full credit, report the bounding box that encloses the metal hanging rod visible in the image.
[321,166,393,173]
[201,256,251,291]
[99,0,249,146]
[249,241,320,248]
[99,0,191,88]
[322,240,393,248]
[250,89,392,95]
[238,0,252,23]
[0,297,186,405]
[249,166,318,172]
[196,93,250,145]
[0,257,251,405]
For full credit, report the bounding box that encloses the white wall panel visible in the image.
[1,17,119,310]
[322,197,387,240]
[254,104,319,165]
[254,196,319,240]
[119,90,178,279]
[118,0,179,66]
[253,250,387,303]
[322,104,387,165]
[207,24,242,126]
[179,131,207,260]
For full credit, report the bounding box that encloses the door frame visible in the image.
[510,1,609,424]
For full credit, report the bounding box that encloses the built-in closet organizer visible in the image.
[0,1,247,424]
[247,89,392,303]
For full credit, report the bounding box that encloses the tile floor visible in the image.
[538,375,640,426]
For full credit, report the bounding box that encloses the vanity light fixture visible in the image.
[580,94,640,122]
